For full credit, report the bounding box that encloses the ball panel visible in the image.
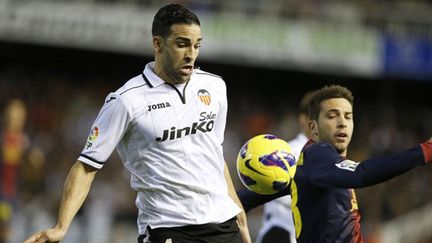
[239,173,257,186]
[239,143,248,159]
[259,151,289,171]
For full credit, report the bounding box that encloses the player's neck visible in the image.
[340,150,347,157]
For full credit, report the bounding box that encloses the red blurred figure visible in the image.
[0,99,28,242]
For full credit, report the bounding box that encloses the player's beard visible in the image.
[333,139,349,156]
[163,62,190,84]
[318,130,349,156]
[167,70,190,84]
[334,145,347,155]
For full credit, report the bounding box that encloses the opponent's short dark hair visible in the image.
[309,85,354,121]
[152,4,200,38]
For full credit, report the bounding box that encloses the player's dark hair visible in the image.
[309,85,354,121]
[152,4,200,38]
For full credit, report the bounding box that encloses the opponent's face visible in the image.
[154,23,202,84]
[311,98,353,156]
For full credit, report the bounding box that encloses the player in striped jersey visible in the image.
[239,85,432,242]
[24,4,251,243]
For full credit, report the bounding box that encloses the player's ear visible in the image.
[309,120,318,139]
[153,36,163,53]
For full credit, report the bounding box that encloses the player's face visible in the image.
[154,23,202,84]
[314,98,353,156]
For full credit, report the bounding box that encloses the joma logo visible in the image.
[148,102,171,112]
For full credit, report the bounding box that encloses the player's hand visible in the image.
[236,217,252,243]
[23,227,66,243]
[422,137,432,164]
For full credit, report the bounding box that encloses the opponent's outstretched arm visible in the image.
[310,138,432,188]
[237,138,432,211]
[237,186,289,212]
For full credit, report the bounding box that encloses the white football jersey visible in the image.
[256,133,308,243]
[78,62,241,234]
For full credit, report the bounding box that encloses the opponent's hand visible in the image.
[421,138,432,164]
[23,227,66,243]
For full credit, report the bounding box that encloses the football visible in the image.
[236,134,297,195]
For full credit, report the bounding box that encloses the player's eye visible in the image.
[177,42,187,48]
[327,113,337,119]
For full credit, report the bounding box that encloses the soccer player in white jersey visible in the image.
[255,91,315,243]
[24,4,251,243]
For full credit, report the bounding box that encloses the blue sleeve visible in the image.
[237,188,290,212]
[307,143,425,188]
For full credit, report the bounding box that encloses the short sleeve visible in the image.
[78,93,130,169]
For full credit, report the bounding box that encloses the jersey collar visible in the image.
[142,62,166,88]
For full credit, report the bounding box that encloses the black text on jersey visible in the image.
[156,111,216,142]
[148,102,171,112]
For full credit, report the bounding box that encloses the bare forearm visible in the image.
[56,161,97,231]
[23,161,97,243]
[224,163,251,243]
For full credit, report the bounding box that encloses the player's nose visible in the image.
[337,116,348,128]
[185,47,198,62]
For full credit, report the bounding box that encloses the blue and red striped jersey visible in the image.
[238,140,425,242]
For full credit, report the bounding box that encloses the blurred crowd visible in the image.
[7,0,430,34]
[5,0,432,27]
[0,60,431,243]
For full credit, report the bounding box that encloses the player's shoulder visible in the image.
[299,141,342,171]
[114,74,148,97]
[194,68,223,80]
[304,141,336,152]
[193,69,225,84]
[193,69,226,93]
[303,141,339,159]
[103,74,148,109]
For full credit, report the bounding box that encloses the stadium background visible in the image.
[1,0,432,242]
